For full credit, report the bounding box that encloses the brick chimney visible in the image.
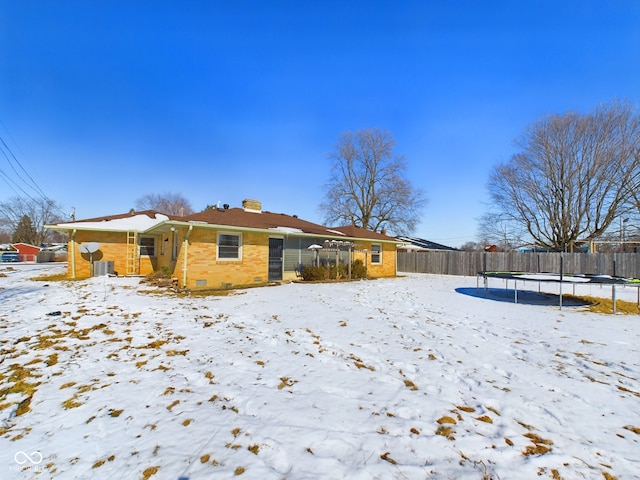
[242,199,262,213]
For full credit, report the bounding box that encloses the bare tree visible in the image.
[486,101,640,251]
[135,192,194,216]
[477,212,527,251]
[320,128,426,235]
[459,241,483,252]
[0,196,65,245]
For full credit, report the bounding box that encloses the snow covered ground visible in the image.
[1,263,638,480]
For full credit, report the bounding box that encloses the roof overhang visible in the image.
[47,216,403,246]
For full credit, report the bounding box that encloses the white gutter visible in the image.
[71,229,77,279]
[182,225,193,288]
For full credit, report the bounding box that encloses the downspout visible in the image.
[70,229,77,279]
[182,225,193,288]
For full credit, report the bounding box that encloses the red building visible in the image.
[11,243,42,262]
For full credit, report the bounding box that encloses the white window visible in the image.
[218,233,242,260]
[139,236,156,257]
[371,244,381,264]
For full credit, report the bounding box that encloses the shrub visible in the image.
[301,266,327,281]
[351,259,367,279]
[146,266,172,280]
[327,263,346,280]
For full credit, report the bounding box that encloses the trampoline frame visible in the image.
[477,271,640,313]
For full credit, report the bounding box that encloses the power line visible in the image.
[0,121,69,219]
[0,126,49,199]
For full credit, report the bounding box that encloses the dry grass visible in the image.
[62,395,83,409]
[248,444,259,455]
[141,466,159,479]
[623,425,640,434]
[277,377,297,389]
[437,415,457,425]
[380,452,397,464]
[563,294,640,314]
[30,273,72,282]
[15,396,32,416]
[522,432,553,456]
[457,405,476,413]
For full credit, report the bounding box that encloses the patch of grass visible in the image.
[178,288,246,298]
[15,396,32,416]
[624,425,640,434]
[403,379,418,390]
[457,405,476,413]
[380,452,397,464]
[0,365,41,406]
[522,432,553,456]
[563,294,640,314]
[30,273,70,282]
[141,466,159,479]
[46,353,59,367]
[277,377,297,390]
[476,415,493,424]
[137,340,167,349]
[618,385,640,397]
[62,395,83,409]
[248,444,259,455]
[437,415,457,425]
[486,406,501,416]
[436,425,455,440]
[354,361,375,371]
[166,349,189,356]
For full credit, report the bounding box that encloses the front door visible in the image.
[268,238,284,281]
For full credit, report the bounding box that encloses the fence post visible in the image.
[559,255,563,310]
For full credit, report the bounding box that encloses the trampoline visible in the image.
[477,271,640,312]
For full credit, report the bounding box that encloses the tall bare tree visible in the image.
[486,101,640,251]
[0,196,64,245]
[321,128,426,235]
[135,192,194,216]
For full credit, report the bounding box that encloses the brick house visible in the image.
[46,199,401,289]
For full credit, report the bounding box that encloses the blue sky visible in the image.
[1,1,639,246]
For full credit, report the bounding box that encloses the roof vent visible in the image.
[242,198,262,213]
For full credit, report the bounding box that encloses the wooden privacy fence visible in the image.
[397,251,640,279]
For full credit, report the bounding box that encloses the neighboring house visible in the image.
[46,199,401,289]
[11,242,43,262]
[396,236,458,251]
